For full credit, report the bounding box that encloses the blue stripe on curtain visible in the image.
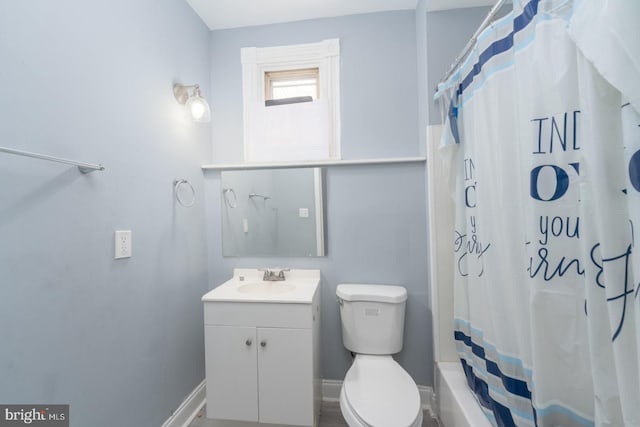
[456,329,595,426]
[455,330,532,399]
[456,331,533,426]
[456,0,539,98]
[455,318,534,378]
[460,358,519,427]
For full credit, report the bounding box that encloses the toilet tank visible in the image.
[336,284,407,355]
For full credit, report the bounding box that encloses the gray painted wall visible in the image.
[416,0,430,151]
[0,1,211,426]
[427,6,510,125]
[205,11,433,385]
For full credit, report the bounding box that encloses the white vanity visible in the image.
[202,269,321,427]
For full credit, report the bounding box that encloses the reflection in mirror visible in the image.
[221,168,326,257]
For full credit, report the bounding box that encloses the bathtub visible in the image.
[436,362,492,427]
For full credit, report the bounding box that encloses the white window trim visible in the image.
[241,39,341,162]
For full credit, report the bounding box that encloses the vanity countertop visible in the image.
[202,268,320,304]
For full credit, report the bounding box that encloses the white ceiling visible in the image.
[186,0,498,31]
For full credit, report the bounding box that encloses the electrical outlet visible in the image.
[115,230,132,259]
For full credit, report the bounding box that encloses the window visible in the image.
[265,68,319,105]
[241,39,340,163]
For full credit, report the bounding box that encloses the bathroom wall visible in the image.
[427,6,508,125]
[204,11,434,386]
[416,0,430,154]
[0,1,211,426]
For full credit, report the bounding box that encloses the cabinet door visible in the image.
[205,325,258,422]
[257,327,313,425]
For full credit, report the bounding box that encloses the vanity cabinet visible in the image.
[203,284,321,427]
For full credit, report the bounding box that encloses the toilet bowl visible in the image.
[339,354,423,427]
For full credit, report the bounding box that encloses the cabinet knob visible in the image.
[245,339,252,346]
[260,340,267,348]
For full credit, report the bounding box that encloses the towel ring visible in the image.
[223,188,237,208]
[174,179,195,208]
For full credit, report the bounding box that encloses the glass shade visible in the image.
[186,94,211,123]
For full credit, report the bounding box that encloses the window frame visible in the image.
[241,39,341,163]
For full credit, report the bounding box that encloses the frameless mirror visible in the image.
[221,168,326,257]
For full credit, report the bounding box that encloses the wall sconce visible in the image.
[173,83,211,123]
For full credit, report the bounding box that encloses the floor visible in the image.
[189,401,440,427]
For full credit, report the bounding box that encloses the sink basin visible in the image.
[202,269,320,303]
[237,282,296,294]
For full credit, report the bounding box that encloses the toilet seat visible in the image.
[340,355,423,427]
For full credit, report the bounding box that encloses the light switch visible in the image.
[299,208,309,218]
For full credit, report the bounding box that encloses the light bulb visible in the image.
[189,99,206,120]
[178,85,211,123]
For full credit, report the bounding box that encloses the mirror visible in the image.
[221,168,326,257]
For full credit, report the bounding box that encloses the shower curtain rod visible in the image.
[437,0,507,88]
[0,146,105,174]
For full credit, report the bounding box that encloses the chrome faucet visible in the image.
[261,268,289,281]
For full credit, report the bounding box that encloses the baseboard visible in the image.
[161,380,206,427]
[321,379,435,415]
[419,385,436,418]
[164,378,434,427]
[321,379,343,402]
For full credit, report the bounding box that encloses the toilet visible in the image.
[336,284,423,427]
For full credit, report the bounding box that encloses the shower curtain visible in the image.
[435,0,640,426]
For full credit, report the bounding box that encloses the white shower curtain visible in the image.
[436,0,640,425]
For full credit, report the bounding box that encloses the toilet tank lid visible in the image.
[336,284,407,303]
